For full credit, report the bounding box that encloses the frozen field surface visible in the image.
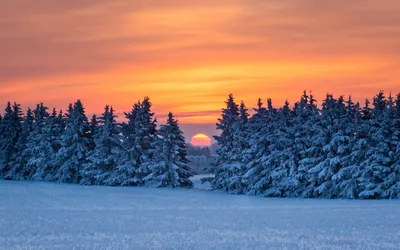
[1,179,400,250]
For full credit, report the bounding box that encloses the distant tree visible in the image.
[187,144,211,157]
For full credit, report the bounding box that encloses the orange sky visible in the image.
[1,0,400,133]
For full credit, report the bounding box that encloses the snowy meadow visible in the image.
[1,179,400,250]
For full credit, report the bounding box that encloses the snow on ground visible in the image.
[1,178,400,250]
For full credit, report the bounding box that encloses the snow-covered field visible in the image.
[1,179,400,250]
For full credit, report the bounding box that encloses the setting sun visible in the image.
[190,133,211,147]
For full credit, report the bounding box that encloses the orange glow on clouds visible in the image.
[0,0,400,125]
[190,134,212,147]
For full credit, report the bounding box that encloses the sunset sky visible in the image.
[1,0,400,140]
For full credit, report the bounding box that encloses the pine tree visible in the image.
[241,98,269,194]
[142,112,193,188]
[293,91,320,197]
[266,101,299,197]
[313,96,353,198]
[81,106,123,186]
[0,102,24,178]
[246,98,279,196]
[223,101,250,194]
[118,97,157,186]
[331,97,360,199]
[5,108,34,180]
[88,114,98,151]
[54,100,90,183]
[358,92,399,198]
[29,108,64,181]
[385,93,400,198]
[211,94,240,190]
[21,103,49,179]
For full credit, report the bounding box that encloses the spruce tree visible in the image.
[23,103,49,179]
[211,94,240,190]
[241,98,269,194]
[266,101,298,197]
[30,108,64,181]
[118,97,157,186]
[81,106,123,185]
[293,91,320,197]
[246,98,279,196]
[88,114,98,151]
[54,100,90,183]
[359,92,398,198]
[5,108,34,180]
[224,101,249,194]
[331,97,360,199]
[0,102,23,178]
[142,112,193,188]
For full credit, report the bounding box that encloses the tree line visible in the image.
[211,91,400,199]
[0,97,192,188]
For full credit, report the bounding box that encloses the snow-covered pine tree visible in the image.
[142,112,193,188]
[380,93,400,198]
[343,99,376,198]
[29,108,64,181]
[5,108,34,180]
[22,103,49,179]
[293,91,320,197]
[54,100,90,183]
[221,100,249,194]
[357,92,394,199]
[313,95,353,198]
[266,100,299,197]
[395,93,400,122]
[331,97,361,198]
[302,94,332,197]
[358,92,400,199]
[261,99,286,197]
[246,98,279,196]
[88,114,98,151]
[241,98,270,195]
[118,97,157,186]
[384,93,400,198]
[81,105,123,186]
[0,102,24,178]
[211,94,240,191]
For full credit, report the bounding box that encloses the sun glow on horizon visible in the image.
[190,133,212,147]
